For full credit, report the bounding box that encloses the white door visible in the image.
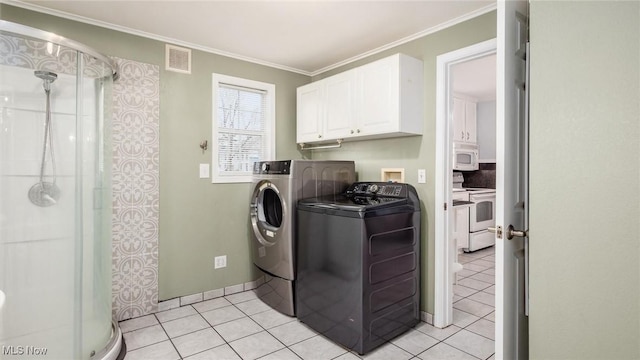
[495,0,529,359]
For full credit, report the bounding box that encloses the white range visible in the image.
[452,172,496,252]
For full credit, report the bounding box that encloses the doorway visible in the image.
[434,38,497,331]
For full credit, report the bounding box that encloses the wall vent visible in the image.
[165,44,191,74]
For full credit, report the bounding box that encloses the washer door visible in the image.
[250,181,286,247]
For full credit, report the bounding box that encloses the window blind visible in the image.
[216,83,267,174]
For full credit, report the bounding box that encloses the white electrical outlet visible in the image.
[418,169,426,184]
[214,255,227,269]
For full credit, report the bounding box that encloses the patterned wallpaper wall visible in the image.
[111,57,160,321]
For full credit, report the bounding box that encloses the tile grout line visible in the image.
[441,315,495,360]
[119,315,180,358]
[174,296,292,359]
[449,249,496,358]
[154,312,184,359]
[228,302,296,360]
[122,267,498,360]
[463,317,497,342]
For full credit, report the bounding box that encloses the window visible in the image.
[212,73,275,183]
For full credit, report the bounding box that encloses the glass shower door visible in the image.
[0,39,80,359]
[0,30,115,359]
[79,52,113,359]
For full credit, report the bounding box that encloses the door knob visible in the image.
[488,225,528,240]
[506,224,528,240]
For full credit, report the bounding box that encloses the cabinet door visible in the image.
[323,72,356,139]
[297,82,323,143]
[357,56,399,135]
[452,97,466,142]
[465,101,477,143]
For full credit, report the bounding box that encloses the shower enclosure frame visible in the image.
[0,20,123,360]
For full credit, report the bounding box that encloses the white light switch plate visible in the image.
[199,163,210,178]
[418,169,426,184]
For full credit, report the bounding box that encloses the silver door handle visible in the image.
[506,224,528,240]
[488,225,528,240]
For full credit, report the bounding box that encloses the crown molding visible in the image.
[3,0,496,78]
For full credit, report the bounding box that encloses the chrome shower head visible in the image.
[34,70,57,91]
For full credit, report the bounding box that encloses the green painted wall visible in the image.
[310,12,497,314]
[0,4,309,300]
[2,5,497,311]
[529,1,640,359]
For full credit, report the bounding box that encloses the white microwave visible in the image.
[453,142,479,171]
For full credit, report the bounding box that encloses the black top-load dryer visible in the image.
[296,182,421,355]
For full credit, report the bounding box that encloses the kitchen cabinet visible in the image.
[296,53,423,145]
[452,96,477,144]
[476,100,497,162]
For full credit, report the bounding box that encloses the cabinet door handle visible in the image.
[357,129,361,133]
[466,132,469,140]
[318,134,322,139]
[350,130,354,134]
[461,131,465,140]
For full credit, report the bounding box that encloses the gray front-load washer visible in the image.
[250,160,355,316]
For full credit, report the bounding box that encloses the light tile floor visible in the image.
[120,247,495,360]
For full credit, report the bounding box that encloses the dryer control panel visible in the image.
[253,161,291,175]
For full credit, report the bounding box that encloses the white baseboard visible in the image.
[420,311,434,325]
[156,280,259,315]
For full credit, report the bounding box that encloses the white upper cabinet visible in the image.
[296,81,324,143]
[356,55,399,136]
[323,71,356,140]
[296,53,424,144]
[452,95,477,144]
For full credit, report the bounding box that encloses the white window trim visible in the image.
[211,73,276,183]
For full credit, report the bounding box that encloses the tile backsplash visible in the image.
[463,163,496,189]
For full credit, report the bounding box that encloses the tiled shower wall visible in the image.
[1,32,160,322]
[111,58,160,321]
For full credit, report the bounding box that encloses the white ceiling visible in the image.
[452,53,496,102]
[13,0,495,76]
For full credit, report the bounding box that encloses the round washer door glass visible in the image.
[260,187,283,228]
